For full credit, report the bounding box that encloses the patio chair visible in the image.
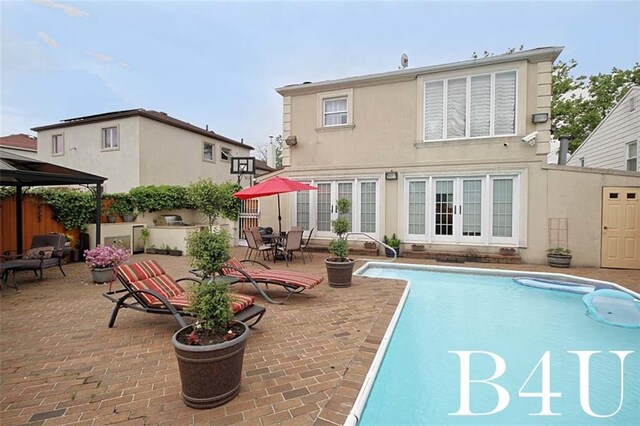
[301,228,315,261]
[243,228,272,261]
[1,234,66,288]
[218,258,324,304]
[276,227,305,266]
[103,260,266,328]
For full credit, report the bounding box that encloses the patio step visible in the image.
[306,245,379,256]
[403,250,522,264]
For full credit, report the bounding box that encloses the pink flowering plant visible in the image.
[84,245,131,269]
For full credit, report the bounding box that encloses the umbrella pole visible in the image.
[277,193,282,235]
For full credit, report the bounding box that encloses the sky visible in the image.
[2,0,639,152]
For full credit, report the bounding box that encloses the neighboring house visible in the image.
[255,159,275,177]
[567,86,640,171]
[263,46,639,268]
[0,133,38,158]
[32,109,254,193]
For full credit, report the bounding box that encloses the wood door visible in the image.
[601,187,640,269]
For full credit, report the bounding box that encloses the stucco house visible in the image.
[0,133,38,158]
[567,86,639,171]
[260,46,639,268]
[32,109,255,193]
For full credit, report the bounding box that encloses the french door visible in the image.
[433,178,484,243]
[316,181,354,238]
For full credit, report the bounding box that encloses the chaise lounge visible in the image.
[218,258,324,304]
[1,234,67,290]
[103,260,266,328]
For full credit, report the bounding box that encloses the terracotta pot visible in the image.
[325,259,355,287]
[172,322,249,409]
[91,266,115,283]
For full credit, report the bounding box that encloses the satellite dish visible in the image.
[400,53,409,69]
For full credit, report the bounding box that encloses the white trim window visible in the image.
[424,70,517,141]
[220,147,231,161]
[294,178,379,237]
[323,97,348,127]
[52,134,64,156]
[626,141,638,171]
[102,126,119,150]
[203,141,215,162]
[406,174,520,245]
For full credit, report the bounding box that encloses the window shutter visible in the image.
[424,81,444,140]
[470,75,491,137]
[447,78,466,139]
[494,71,516,135]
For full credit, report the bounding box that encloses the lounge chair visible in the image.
[1,234,66,290]
[218,258,324,304]
[103,260,266,328]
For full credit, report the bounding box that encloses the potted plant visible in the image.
[325,198,355,287]
[102,204,118,223]
[383,234,401,257]
[169,246,183,256]
[146,244,158,254]
[157,243,170,255]
[140,227,150,252]
[112,194,137,222]
[363,241,377,250]
[84,245,131,283]
[172,228,249,409]
[547,247,572,268]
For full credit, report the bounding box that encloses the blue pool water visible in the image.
[358,267,640,425]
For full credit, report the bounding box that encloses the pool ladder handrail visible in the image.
[345,232,397,264]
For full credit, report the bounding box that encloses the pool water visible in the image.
[358,267,640,425]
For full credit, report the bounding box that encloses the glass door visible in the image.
[315,181,354,238]
[433,180,455,242]
[432,178,484,243]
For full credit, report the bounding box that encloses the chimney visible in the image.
[558,135,570,165]
[206,124,208,131]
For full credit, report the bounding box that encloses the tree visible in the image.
[552,61,639,152]
[187,180,242,230]
[254,135,283,169]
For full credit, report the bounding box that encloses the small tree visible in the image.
[328,198,351,262]
[187,180,242,230]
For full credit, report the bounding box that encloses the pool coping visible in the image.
[339,261,640,425]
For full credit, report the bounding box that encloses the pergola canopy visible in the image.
[0,149,107,253]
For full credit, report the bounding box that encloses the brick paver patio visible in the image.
[1,249,638,425]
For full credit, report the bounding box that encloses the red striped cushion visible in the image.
[220,258,245,276]
[117,260,166,282]
[127,274,185,306]
[148,292,254,315]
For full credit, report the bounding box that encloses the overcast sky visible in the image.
[2,0,638,151]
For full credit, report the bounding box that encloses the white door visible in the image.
[432,178,485,243]
[315,181,354,238]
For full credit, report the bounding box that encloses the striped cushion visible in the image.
[148,292,255,314]
[220,258,245,276]
[224,268,323,290]
[117,260,166,282]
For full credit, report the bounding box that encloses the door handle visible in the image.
[603,226,608,230]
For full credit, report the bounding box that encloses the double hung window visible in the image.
[203,142,215,162]
[52,134,64,156]
[424,70,517,141]
[626,141,638,171]
[323,97,348,127]
[102,127,119,150]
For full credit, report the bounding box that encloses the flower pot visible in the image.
[107,215,117,223]
[91,266,115,283]
[363,241,377,250]
[169,250,183,256]
[325,259,355,287]
[172,321,249,409]
[500,247,516,256]
[146,248,158,254]
[547,254,572,268]
[411,244,425,252]
[122,214,136,222]
[385,247,400,258]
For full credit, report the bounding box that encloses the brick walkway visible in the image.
[1,250,638,425]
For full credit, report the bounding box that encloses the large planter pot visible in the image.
[385,246,400,258]
[107,215,117,223]
[547,254,572,268]
[325,259,355,288]
[91,266,115,283]
[122,214,136,222]
[172,321,249,409]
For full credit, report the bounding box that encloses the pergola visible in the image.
[0,149,107,253]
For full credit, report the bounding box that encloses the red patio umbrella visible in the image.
[234,176,317,235]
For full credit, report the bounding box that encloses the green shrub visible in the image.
[186,228,231,277]
[36,188,95,231]
[129,185,191,213]
[188,280,232,332]
[328,198,351,261]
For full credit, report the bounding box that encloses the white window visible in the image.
[220,147,231,161]
[627,141,638,171]
[424,70,517,141]
[52,134,64,156]
[102,127,119,150]
[203,142,215,162]
[295,179,378,237]
[579,158,585,167]
[406,174,519,245]
[323,97,348,127]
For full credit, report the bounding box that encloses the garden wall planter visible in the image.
[172,321,249,409]
[91,266,115,283]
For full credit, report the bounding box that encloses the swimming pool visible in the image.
[348,263,640,425]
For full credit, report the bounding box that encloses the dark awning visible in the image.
[0,149,106,186]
